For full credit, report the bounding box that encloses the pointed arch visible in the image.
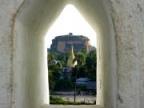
[14,0,117,108]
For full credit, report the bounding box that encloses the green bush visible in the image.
[50,96,67,104]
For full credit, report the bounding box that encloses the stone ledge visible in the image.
[42,105,103,108]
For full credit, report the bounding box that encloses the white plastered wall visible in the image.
[15,0,66,108]
[14,0,117,108]
[0,0,143,108]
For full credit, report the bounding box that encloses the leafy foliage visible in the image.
[48,49,97,92]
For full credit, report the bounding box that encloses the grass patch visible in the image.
[50,96,96,105]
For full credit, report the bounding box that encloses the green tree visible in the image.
[72,51,87,80]
[85,50,97,80]
[48,53,63,91]
[74,52,86,66]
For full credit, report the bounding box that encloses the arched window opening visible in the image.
[15,0,117,108]
[45,4,97,105]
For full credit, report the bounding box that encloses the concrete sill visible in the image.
[42,105,103,108]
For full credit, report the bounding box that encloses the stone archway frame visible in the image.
[14,0,117,108]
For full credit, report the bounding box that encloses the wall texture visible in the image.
[0,0,144,108]
[0,0,23,108]
[110,0,144,108]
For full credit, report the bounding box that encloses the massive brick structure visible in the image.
[50,33,95,53]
